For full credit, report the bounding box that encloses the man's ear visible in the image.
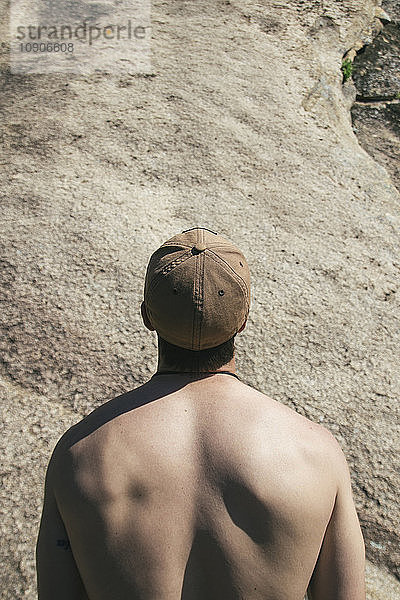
[141,301,155,331]
[238,318,247,334]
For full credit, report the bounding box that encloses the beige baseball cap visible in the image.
[143,227,251,350]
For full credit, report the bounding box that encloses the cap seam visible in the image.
[146,249,193,298]
[191,238,198,350]
[207,249,250,310]
[198,231,205,350]
[192,230,205,351]
[161,242,193,249]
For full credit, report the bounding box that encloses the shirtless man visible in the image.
[36,227,366,600]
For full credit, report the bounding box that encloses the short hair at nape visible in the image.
[158,335,235,372]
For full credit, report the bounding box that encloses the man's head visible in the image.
[141,227,250,369]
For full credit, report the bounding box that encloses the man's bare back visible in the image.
[36,373,365,600]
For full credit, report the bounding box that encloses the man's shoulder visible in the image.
[220,384,343,460]
[276,398,346,466]
[45,419,86,481]
[51,384,147,450]
[48,383,153,467]
[241,381,334,433]
[45,399,124,493]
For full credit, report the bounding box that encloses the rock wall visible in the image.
[350,1,400,191]
[1,0,399,597]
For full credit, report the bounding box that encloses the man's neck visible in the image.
[156,355,237,375]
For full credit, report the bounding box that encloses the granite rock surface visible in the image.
[1,0,399,597]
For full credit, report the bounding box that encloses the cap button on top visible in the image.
[193,242,207,253]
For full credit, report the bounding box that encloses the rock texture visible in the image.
[351,3,400,190]
[1,0,400,598]
[383,0,400,22]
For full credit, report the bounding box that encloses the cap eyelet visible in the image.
[218,290,225,296]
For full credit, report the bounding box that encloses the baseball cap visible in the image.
[143,227,251,350]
